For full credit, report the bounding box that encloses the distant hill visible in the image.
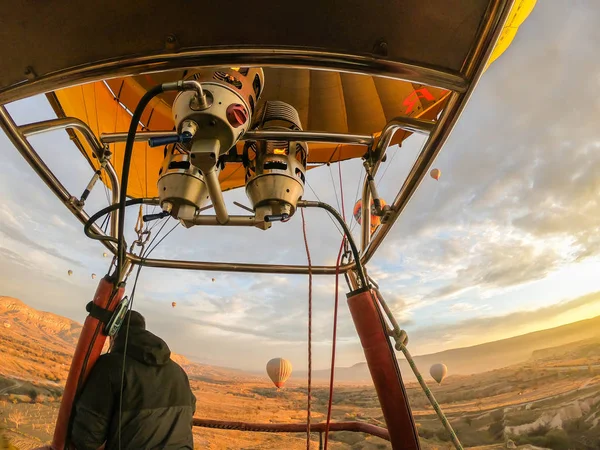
[5,295,600,388]
[0,296,79,385]
[531,336,600,365]
[307,315,600,383]
[0,296,81,348]
[171,353,263,384]
[0,296,258,388]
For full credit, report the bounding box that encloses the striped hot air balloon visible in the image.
[266,358,292,389]
[353,198,387,230]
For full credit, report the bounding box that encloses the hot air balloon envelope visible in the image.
[430,168,441,180]
[353,198,387,230]
[91,273,97,279]
[67,270,73,276]
[171,302,176,308]
[429,363,448,384]
[103,252,108,258]
[211,278,215,282]
[15,0,536,198]
[266,357,292,389]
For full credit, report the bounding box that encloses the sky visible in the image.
[1,1,600,372]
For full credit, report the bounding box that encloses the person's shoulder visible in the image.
[93,352,124,372]
[167,359,190,378]
[167,358,185,371]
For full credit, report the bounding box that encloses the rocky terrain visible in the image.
[2,297,600,449]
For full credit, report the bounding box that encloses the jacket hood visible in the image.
[112,327,171,366]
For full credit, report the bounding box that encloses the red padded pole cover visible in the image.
[52,276,124,450]
[347,288,420,449]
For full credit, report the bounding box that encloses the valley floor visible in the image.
[2,364,600,449]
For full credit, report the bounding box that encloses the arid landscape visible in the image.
[2,295,600,449]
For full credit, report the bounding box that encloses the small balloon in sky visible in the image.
[429,363,448,384]
[430,168,441,181]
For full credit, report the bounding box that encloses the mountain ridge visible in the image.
[303,314,600,383]
[4,295,600,386]
[0,296,259,386]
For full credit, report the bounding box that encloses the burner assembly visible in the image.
[155,68,264,223]
[244,101,308,225]
[152,69,307,230]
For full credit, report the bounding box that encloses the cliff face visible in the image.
[0,297,258,387]
[0,297,80,385]
[0,296,81,346]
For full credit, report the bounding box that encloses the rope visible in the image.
[300,208,312,449]
[348,164,363,234]
[145,142,149,216]
[81,83,111,207]
[324,160,346,449]
[372,286,464,450]
[100,213,110,235]
[397,342,464,450]
[305,180,344,237]
[118,217,177,450]
[376,144,399,185]
[191,419,391,440]
[92,83,101,137]
[328,149,342,214]
[89,83,112,208]
[80,86,91,129]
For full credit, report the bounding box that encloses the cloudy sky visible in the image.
[1,1,600,372]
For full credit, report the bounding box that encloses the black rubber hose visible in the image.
[298,200,368,288]
[84,198,158,243]
[117,84,165,277]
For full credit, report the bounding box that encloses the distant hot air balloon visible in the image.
[91,273,96,279]
[353,198,386,231]
[171,302,177,308]
[430,168,441,181]
[67,270,73,276]
[266,358,292,389]
[430,363,448,384]
[103,252,108,258]
[211,278,216,283]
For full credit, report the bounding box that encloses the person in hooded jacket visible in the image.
[71,310,196,450]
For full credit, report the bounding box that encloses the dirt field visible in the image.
[3,297,600,448]
[3,362,600,449]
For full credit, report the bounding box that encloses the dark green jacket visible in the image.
[71,328,196,450]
